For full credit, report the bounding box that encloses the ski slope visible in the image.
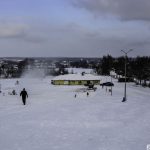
[0,76,150,150]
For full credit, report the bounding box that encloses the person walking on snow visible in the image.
[87,92,89,97]
[20,88,28,105]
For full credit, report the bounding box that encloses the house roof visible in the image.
[52,74,100,81]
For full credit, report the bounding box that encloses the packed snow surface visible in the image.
[0,76,150,150]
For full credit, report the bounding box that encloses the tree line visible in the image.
[0,59,28,78]
[95,55,150,87]
[1,56,150,88]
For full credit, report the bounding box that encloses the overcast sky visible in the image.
[0,0,150,57]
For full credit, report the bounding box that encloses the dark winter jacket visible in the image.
[20,90,28,99]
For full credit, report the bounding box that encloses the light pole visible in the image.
[121,49,133,102]
[110,71,113,96]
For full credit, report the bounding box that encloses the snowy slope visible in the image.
[0,76,150,150]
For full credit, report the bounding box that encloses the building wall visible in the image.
[51,80,100,85]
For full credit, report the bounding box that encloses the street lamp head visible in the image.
[121,49,133,55]
[127,49,133,53]
[121,50,125,53]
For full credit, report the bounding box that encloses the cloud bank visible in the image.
[0,0,150,57]
[0,20,149,57]
[71,0,150,21]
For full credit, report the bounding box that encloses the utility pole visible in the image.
[110,71,113,96]
[121,49,133,102]
[111,74,112,96]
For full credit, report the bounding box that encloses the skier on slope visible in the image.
[20,88,28,105]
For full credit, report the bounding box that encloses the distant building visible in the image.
[51,74,100,85]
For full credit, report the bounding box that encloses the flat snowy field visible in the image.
[0,76,150,150]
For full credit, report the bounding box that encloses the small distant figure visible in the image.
[15,80,19,85]
[122,97,126,102]
[12,90,17,95]
[8,90,17,95]
[106,87,107,92]
[20,88,28,105]
[87,92,89,97]
[74,94,77,98]
[109,89,111,93]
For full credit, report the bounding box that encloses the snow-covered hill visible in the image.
[0,76,150,150]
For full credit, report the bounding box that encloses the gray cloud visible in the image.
[0,22,47,44]
[0,23,27,38]
[0,20,150,57]
[71,0,150,21]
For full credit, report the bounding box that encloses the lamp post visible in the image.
[110,71,113,96]
[110,74,112,96]
[121,49,133,102]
